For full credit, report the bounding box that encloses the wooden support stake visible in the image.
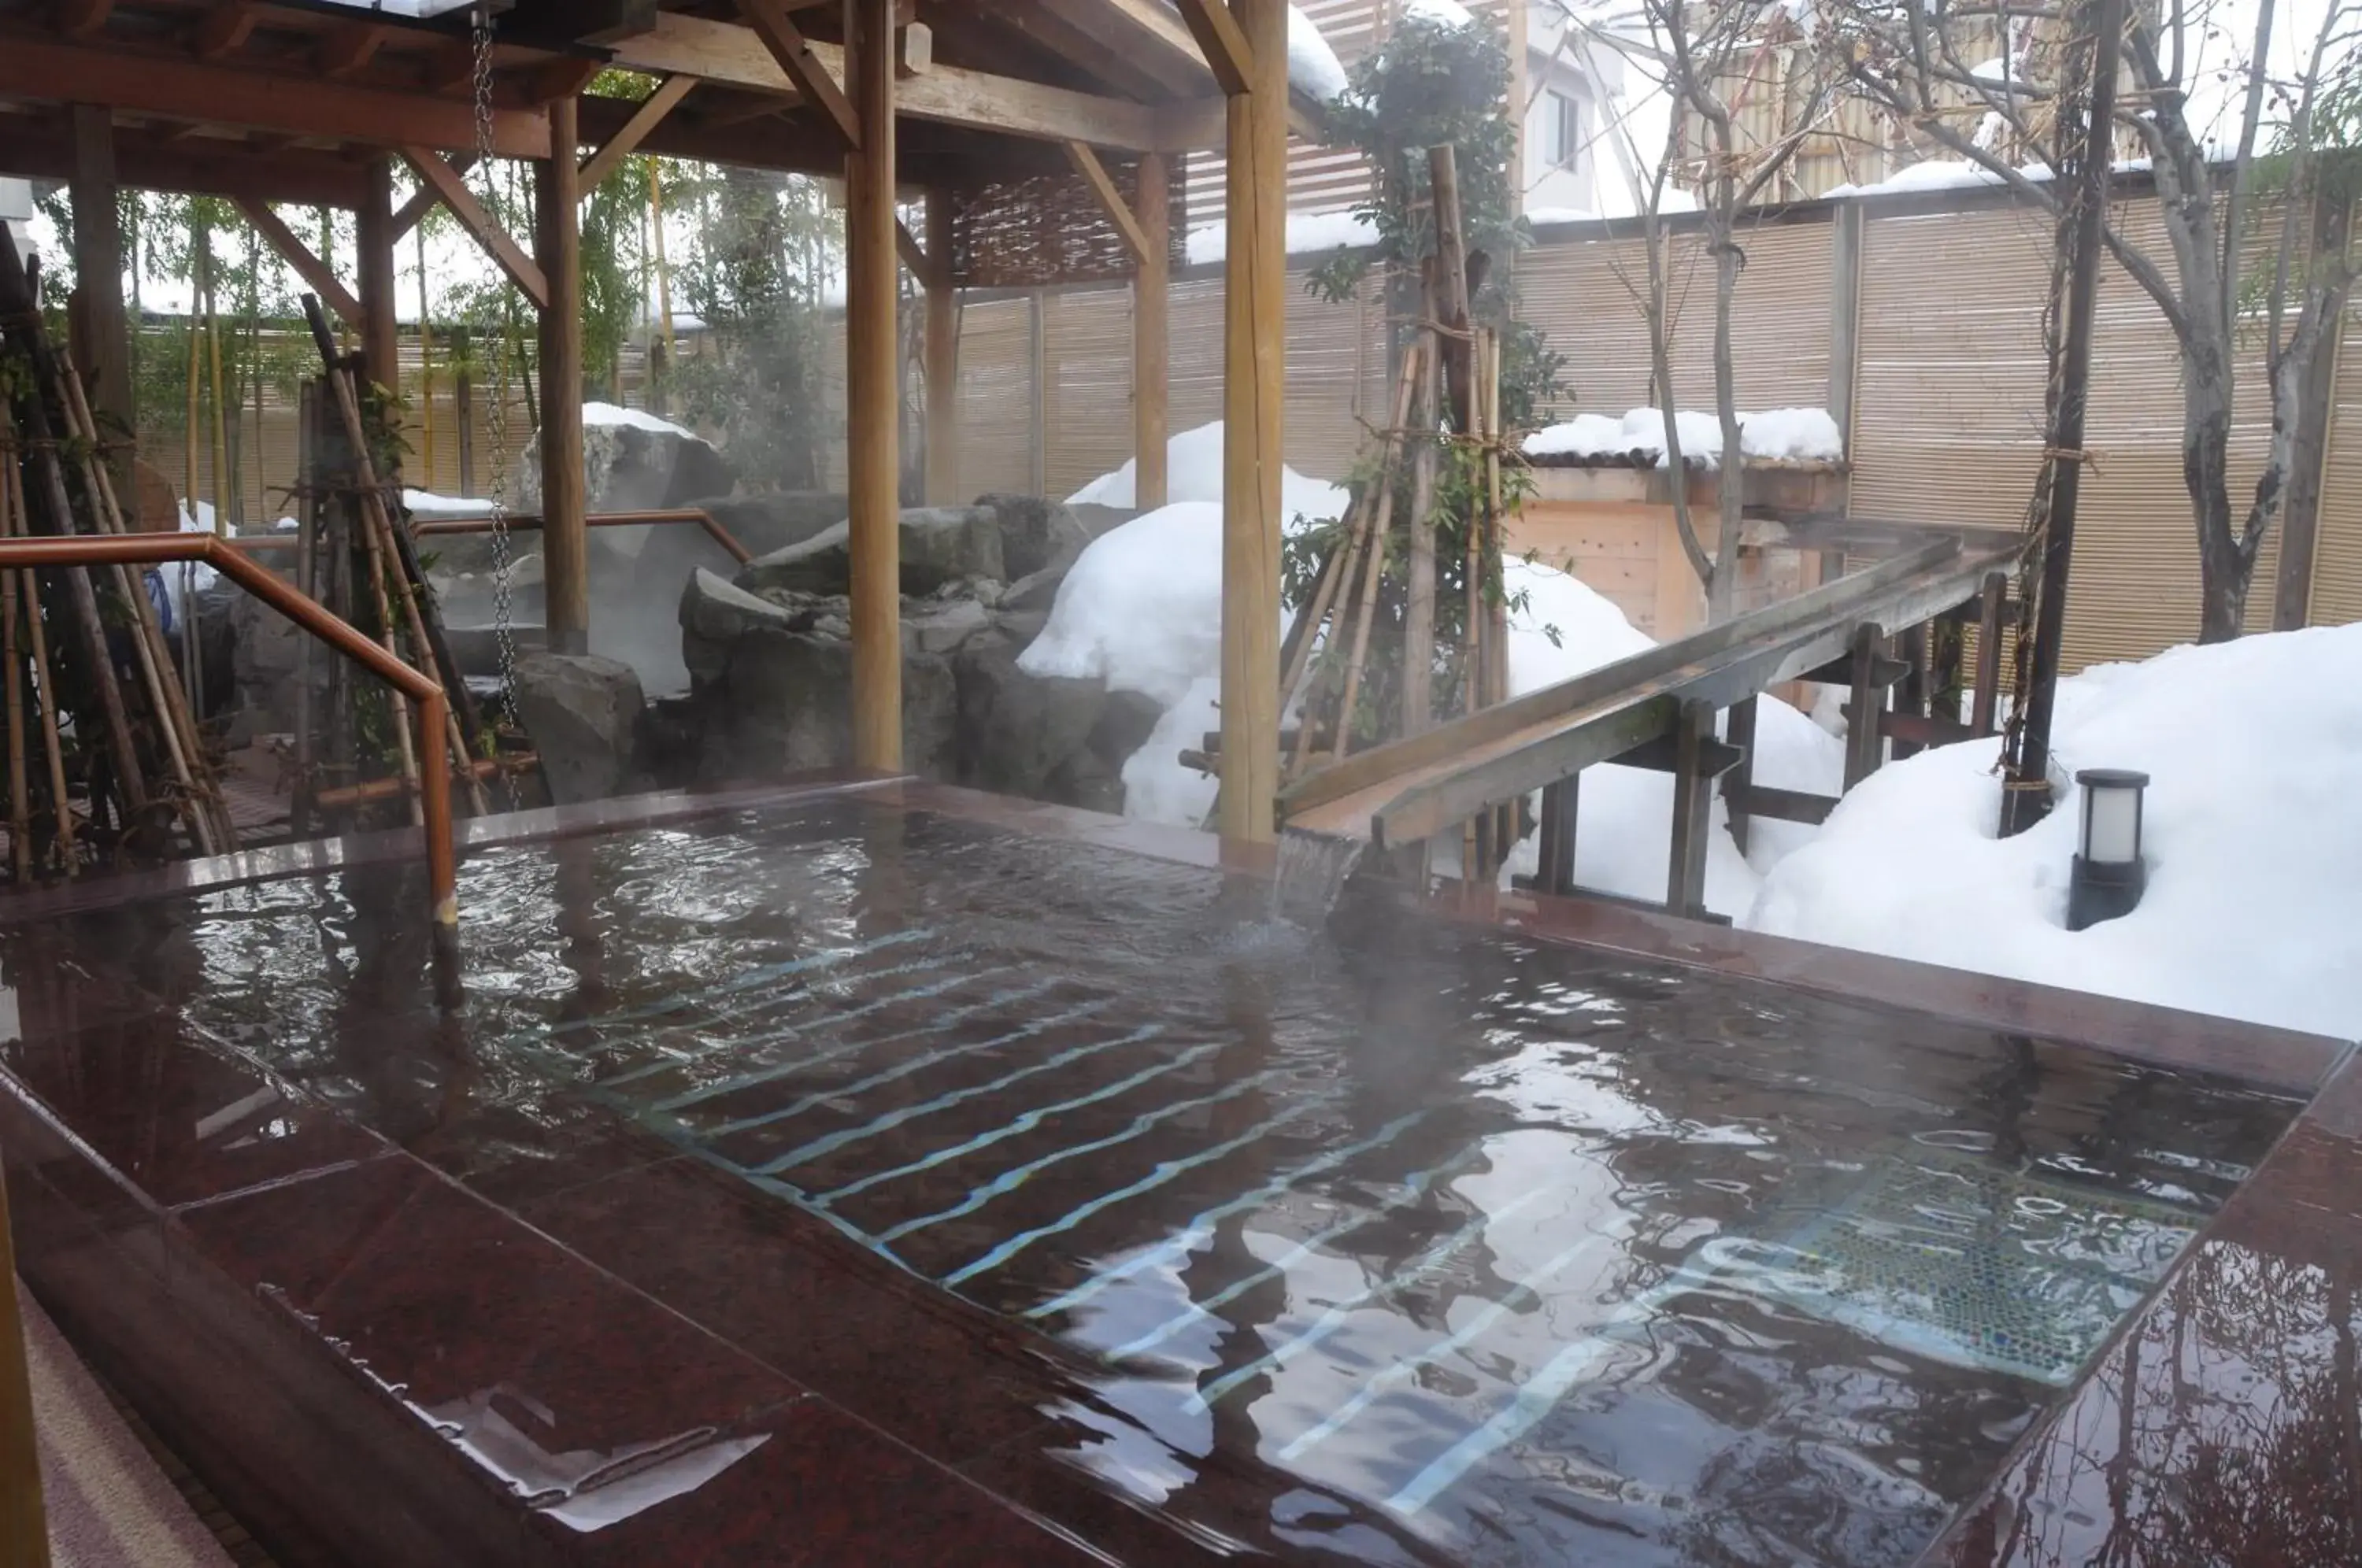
[1971,569,2006,738]
[1329,339,1423,767]
[538,97,589,655]
[1535,775,1577,896]
[1134,149,1170,511]
[2,444,73,876]
[1843,622,1886,790]
[1722,693,1757,857]
[922,189,960,505]
[1217,0,1288,842]
[846,0,902,770]
[1667,700,1715,919]
[292,379,319,838]
[1401,269,1440,741]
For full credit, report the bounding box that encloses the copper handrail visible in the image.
[226,507,756,567]
[0,533,457,956]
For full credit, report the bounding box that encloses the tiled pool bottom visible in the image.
[0,782,2331,1567]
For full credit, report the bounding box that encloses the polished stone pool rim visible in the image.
[2,775,2351,1568]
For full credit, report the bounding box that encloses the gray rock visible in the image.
[681,568,802,685]
[513,653,646,805]
[516,411,735,515]
[953,632,1107,799]
[1000,568,1065,614]
[977,494,1091,580]
[694,491,848,558]
[716,631,957,779]
[907,597,993,656]
[1090,689,1166,769]
[738,505,1007,598]
[1069,502,1136,541]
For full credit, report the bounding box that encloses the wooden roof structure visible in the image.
[0,0,1304,841]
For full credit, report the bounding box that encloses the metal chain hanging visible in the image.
[470,1,521,733]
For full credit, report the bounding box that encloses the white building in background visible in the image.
[1520,0,1622,218]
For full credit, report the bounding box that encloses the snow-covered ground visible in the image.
[1749,625,2362,1041]
[1524,406,1844,466]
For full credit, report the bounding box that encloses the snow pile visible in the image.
[1748,625,2362,1039]
[1524,205,1600,227]
[582,401,696,439]
[1027,427,1844,909]
[1523,406,1843,466]
[1064,419,1350,527]
[1823,153,2157,200]
[402,487,497,520]
[1287,5,1349,101]
[1182,209,1377,268]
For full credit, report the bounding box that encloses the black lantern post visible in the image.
[2067,768,2149,931]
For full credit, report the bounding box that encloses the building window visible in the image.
[1548,89,1583,169]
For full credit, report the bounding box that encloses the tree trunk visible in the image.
[2182,334,2245,643]
[1709,194,1743,623]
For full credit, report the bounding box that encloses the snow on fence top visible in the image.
[583,401,698,441]
[1523,407,1845,468]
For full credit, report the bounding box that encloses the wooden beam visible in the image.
[402,148,551,309]
[923,188,958,505]
[58,0,113,39]
[67,103,130,453]
[390,152,475,242]
[317,20,388,81]
[738,0,862,148]
[1218,0,1287,844]
[0,36,550,158]
[847,0,901,771]
[1134,148,1169,510]
[357,157,400,403]
[1062,141,1151,263]
[0,110,368,207]
[578,73,698,190]
[539,95,587,654]
[613,11,1170,150]
[193,1,261,61]
[1173,0,1255,98]
[894,220,929,278]
[237,198,362,330]
[528,59,605,104]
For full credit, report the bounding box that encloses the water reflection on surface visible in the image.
[30,797,2305,1566]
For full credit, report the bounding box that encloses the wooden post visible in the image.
[1218,0,1289,843]
[68,103,131,464]
[1135,150,1171,510]
[1536,775,1578,896]
[1971,570,2007,738]
[2275,190,2350,631]
[847,0,902,771]
[1844,622,1886,790]
[357,155,401,412]
[537,96,588,656]
[923,189,960,505]
[1827,202,1864,457]
[1721,693,1757,856]
[1893,621,1930,760]
[1666,700,1715,918]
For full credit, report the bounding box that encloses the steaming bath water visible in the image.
[64,793,2301,1566]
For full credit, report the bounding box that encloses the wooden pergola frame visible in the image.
[0,0,1299,841]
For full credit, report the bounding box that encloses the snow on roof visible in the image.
[1287,4,1350,101]
[1524,406,1843,467]
[1823,153,2157,199]
[1402,0,1477,25]
[1749,622,2362,1039]
[1183,207,1376,267]
[1525,205,1600,225]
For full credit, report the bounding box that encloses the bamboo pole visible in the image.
[205,258,230,536]
[1401,267,1441,741]
[2,446,31,881]
[1331,342,1423,767]
[58,361,226,856]
[356,487,424,826]
[0,431,72,877]
[292,381,319,838]
[419,226,436,483]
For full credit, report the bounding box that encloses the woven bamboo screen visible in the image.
[1515,220,1834,419]
[950,157,1186,291]
[1850,202,2285,668]
[2310,314,2362,626]
[1041,288,1135,500]
[951,296,1037,497]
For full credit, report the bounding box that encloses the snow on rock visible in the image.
[1064,419,1350,528]
[582,400,697,439]
[1401,0,1476,25]
[402,487,498,519]
[1287,5,1349,101]
[1523,405,1842,466]
[1747,625,2362,1039]
[1019,501,1231,708]
[1183,208,1376,268]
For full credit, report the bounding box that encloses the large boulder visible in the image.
[515,405,735,515]
[738,506,1007,598]
[513,653,646,804]
[694,491,849,558]
[710,629,958,779]
[976,494,1091,580]
[951,631,1109,799]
